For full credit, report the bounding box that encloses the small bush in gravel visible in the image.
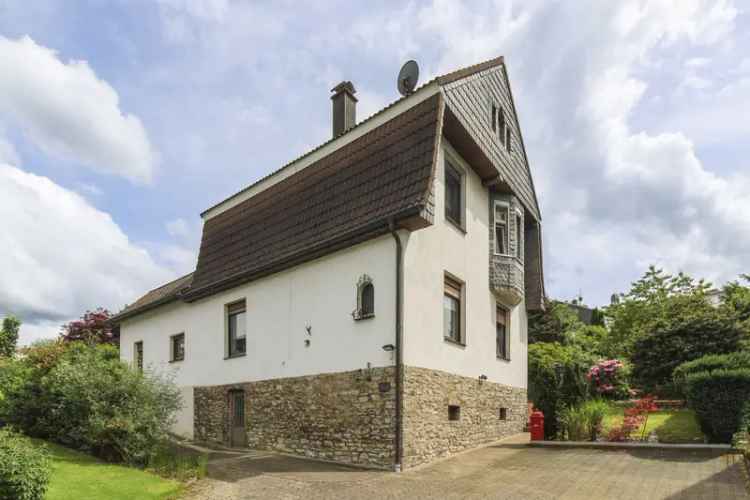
[0,427,50,500]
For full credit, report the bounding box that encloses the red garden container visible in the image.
[530,410,545,441]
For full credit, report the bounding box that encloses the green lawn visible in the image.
[36,440,183,500]
[602,408,705,443]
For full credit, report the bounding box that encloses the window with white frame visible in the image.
[443,275,463,344]
[170,333,185,362]
[227,300,247,358]
[494,202,510,255]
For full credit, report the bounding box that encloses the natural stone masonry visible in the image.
[402,366,527,468]
[194,367,396,469]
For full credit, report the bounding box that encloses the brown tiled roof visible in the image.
[115,55,546,319]
[185,94,443,301]
[111,273,193,322]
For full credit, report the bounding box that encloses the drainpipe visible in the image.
[389,218,404,472]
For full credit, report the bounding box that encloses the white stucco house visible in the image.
[112,56,545,470]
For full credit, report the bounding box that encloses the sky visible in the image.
[1,0,748,345]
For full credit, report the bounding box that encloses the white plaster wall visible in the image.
[120,235,397,437]
[402,139,528,389]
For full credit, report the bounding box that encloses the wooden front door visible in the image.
[229,390,246,448]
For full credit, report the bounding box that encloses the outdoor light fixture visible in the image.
[478,374,488,384]
[382,344,395,352]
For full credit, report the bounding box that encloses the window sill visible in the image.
[497,355,511,362]
[168,359,184,364]
[353,313,375,321]
[444,337,466,348]
[224,352,247,360]
[446,217,467,234]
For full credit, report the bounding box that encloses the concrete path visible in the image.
[181,436,749,499]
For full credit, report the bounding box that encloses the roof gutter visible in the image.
[388,217,404,471]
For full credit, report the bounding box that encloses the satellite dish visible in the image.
[397,60,419,96]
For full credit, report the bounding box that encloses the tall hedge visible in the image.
[528,342,595,438]
[673,351,750,389]
[684,368,750,443]
[0,427,50,500]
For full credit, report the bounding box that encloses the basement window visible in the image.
[448,405,461,421]
[499,408,508,420]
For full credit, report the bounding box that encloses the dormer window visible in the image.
[494,202,510,255]
[353,274,375,320]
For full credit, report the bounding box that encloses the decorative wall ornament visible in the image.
[352,274,375,320]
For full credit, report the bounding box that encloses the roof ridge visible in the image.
[200,56,504,219]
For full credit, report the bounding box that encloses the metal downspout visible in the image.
[389,218,404,471]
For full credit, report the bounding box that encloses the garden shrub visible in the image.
[606,396,658,442]
[0,427,51,500]
[587,359,631,399]
[1,341,182,465]
[684,368,750,443]
[560,399,609,441]
[528,342,595,439]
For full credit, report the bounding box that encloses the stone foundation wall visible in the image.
[194,367,396,468]
[402,366,527,468]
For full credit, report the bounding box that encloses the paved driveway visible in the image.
[182,438,748,500]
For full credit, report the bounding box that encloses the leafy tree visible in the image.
[529,299,586,344]
[0,315,21,357]
[528,342,597,438]
[631,305,744,392]
[60,308,117,345]
[604,266,711,358]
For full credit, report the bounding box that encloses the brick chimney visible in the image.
[331,81,357,138]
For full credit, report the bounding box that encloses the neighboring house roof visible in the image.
[112,273,193,323]
[113,56,546,322]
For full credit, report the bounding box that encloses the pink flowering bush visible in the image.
[587,359,630,399]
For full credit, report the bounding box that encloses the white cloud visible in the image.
[166,218,191,238]
[410,0,744,304]
[0,36,157,183]
[0,164,176,345]
[0,135,19,166]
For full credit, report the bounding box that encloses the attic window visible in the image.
[497,106,505,141]
[491,103,497,131]
[353,274,375,320]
